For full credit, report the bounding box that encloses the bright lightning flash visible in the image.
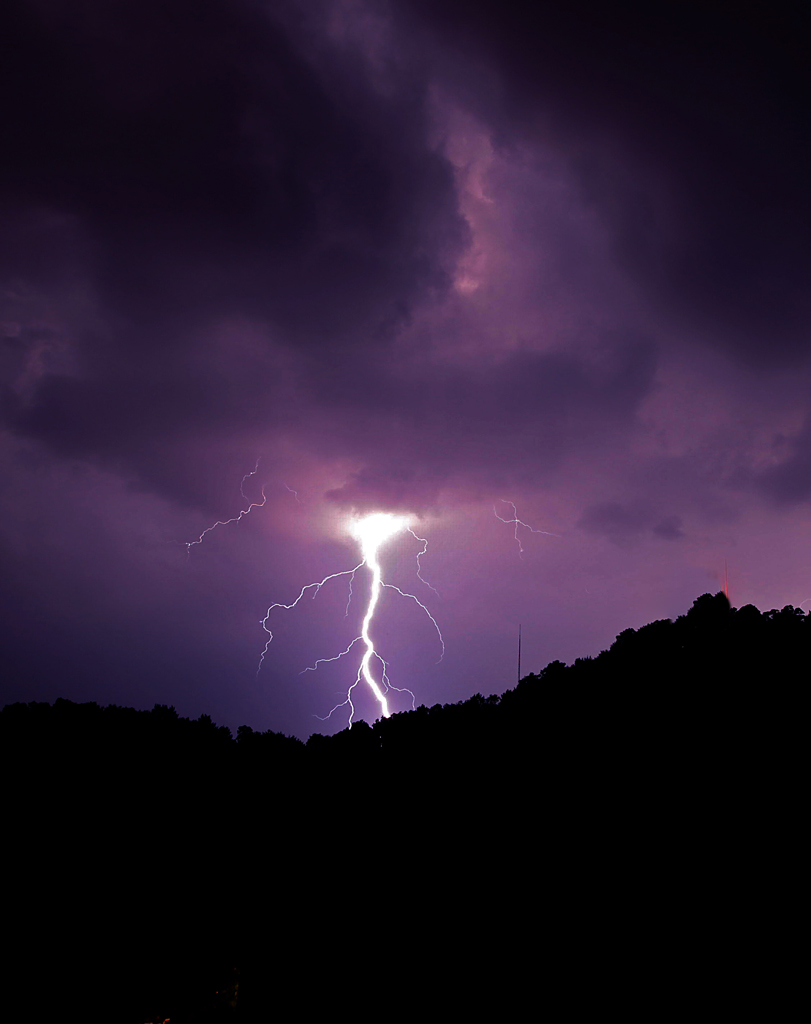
[349,513,412,719]
[259,511,443,727]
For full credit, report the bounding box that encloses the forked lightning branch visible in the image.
[258,512,443,727]
[186,468,548,729]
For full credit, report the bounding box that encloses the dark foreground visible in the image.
[4,594,802,1020]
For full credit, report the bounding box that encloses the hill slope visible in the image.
[3,592,802,1020]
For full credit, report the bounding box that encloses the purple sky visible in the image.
[2,1,810,738]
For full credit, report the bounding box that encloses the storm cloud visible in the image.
[2,0,810,737]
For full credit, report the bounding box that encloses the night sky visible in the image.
[2,0,810,739]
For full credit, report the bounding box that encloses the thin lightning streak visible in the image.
[282,482,303,503]
[257,562,365,676]
[494,499,558,557]
[382,583,445,662]
[186,459,267,554]
[300,635,364,674]
[239,460,261,500]
[315,666,363,725]
[375,651,416,710]
[407,527,439,595]
[344,567,358,617]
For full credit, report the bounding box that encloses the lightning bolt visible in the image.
[381,583,444,661]
[186,470,441,727]
[407,527,439,595]
[347,514,404,721]
[257,562,366,677]
[282,481,303,504]
[259,512,443,727]
[184,461,304,558]
[494,499,558,556]
[185,459,267,554]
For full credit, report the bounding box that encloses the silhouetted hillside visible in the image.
[3,593,802,1020]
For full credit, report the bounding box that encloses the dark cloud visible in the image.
[0,0,470,505]
[320,335,658,511]
[578,501,651,546]
[652,515,684,542]
[758,419,811,503]
[407,0,811,365]
[0,1,464,345]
